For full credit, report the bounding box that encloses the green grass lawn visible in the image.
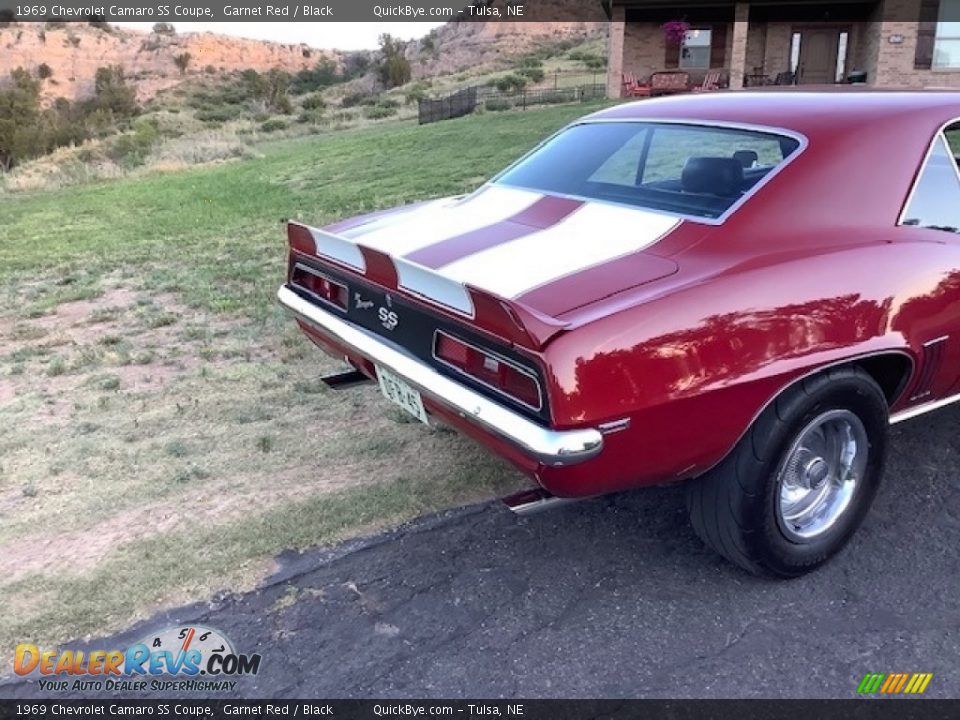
[0,102,609,665]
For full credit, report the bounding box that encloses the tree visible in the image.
[173,52,191,76]
[37,63,53,80]
[0,68,43,170]
[377,34,411,89]
[92,65,138,118]
[152,22,175,35]
[291,57,339,94]
[244,69,292,114]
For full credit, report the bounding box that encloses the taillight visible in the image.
[435,332,542,410]
[291,264,348,310]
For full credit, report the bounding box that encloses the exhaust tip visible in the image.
[502,488,576,516]
[322,369,373,389]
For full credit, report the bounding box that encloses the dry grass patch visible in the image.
[0,274,527,668]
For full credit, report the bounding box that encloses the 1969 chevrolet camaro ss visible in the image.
[279,91,960,577]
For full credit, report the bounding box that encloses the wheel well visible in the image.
[849,353,913,406]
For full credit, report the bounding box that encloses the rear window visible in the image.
[495,121,802,221]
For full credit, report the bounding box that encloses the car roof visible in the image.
[587,90,960,138]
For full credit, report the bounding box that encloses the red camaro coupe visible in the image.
[279,91,960,576]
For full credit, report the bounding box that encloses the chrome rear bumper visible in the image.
[277,285,603,467]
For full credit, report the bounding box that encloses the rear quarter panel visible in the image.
[537,238,960,497]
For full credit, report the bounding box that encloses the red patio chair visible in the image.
[692,71,723,93]
[622,72,652,98]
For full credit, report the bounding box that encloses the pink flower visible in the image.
[662,20,691,45]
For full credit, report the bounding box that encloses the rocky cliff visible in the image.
[0,23,337,101]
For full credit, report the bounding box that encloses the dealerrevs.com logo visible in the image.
[14,625,261,693]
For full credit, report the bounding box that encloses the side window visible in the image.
[901,132,960,234]
[947,126,960,161]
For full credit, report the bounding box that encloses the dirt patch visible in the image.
[0,378,15,404]
[0,459,394,585]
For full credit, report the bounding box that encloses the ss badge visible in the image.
[379,307,399,331]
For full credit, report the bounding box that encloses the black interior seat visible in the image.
[733,150,759,168]
[681,157,745,197]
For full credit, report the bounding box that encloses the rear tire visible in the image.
[685,367,888,577]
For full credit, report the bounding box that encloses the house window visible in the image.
[934,0,960,68]
[900,132,960,234]
[680,28,713,69]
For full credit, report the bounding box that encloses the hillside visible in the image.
[0,22,338,102]
[407,18,606,79]
[0,20,607,104]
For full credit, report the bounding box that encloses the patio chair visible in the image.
[622,72,652,98]
[692,71,723,93]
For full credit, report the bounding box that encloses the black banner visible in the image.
[0,0,956,23]
[1,700,960,720]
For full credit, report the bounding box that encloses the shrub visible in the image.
[517,67,545,83]
[539,90,573,105]
[173,53,191,76]
[492,74,528,94]
[301,93,327,110]
[45,21,67,30]
[377,97,400,109]
[260,119,287,132]
[37,63,53,80]
[291,58,339,94]
[484,98,512,112]
[341,91,376,108]
[103,118,159,168]
[363,105,397,120]
[195,107,235,124]
[152,22,175,35]
[516,56,544,69]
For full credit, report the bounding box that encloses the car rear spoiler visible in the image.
[287,221,570,350]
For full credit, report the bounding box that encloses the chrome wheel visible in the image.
[776,409,868,542]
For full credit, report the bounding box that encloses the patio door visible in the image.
[796,28,842,84]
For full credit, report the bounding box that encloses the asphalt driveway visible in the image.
[5,406,960,699]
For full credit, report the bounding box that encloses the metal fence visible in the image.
[417,86,478,125]
[418,70,607,125]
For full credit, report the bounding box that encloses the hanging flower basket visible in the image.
[662,20,691,45]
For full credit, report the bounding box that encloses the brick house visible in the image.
[603,0,960,95]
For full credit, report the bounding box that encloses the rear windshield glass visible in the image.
[495,122,802,220]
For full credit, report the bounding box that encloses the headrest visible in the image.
[681,157,745,197]
[732,150,759,168]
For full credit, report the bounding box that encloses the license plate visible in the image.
[377,365,429,425]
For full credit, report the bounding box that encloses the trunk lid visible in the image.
[291,186,685,348]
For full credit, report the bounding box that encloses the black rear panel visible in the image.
[289,257,551,424]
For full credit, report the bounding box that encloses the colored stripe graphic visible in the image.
[405,196,583,269]
[857,673,932,695]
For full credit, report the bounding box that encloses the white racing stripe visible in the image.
[346,185,543,257]
[337,197,449,240]
[437,203,680,299]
